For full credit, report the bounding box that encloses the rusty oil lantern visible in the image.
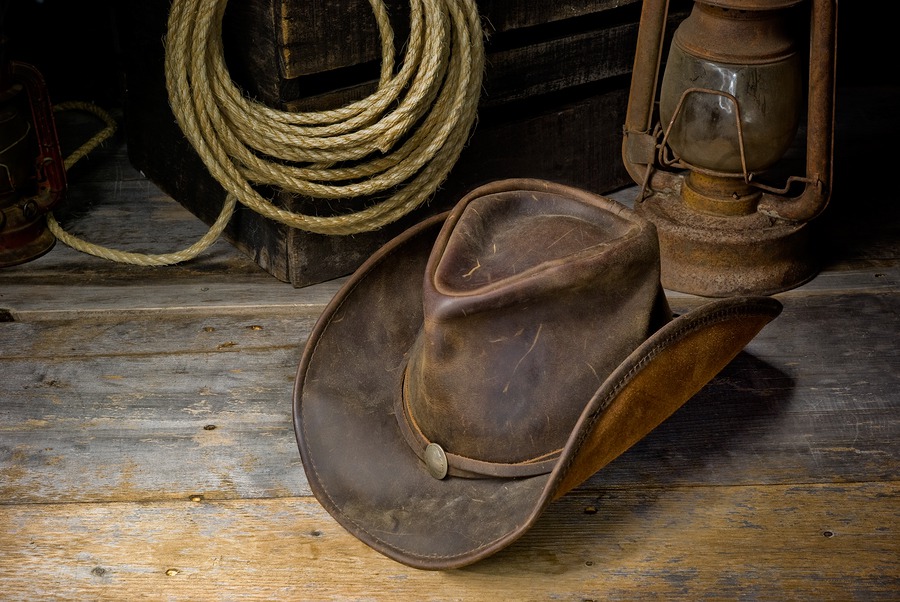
[0,38,67,268]
[622,0,837,296]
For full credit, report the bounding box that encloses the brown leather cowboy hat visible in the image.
[293,179,781,570]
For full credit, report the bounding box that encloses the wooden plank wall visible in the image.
[0,89,897,599]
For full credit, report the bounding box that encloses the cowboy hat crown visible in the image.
[401,189,671,478]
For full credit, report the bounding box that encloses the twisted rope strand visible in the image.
[44,101,239,266]
[53,101,117,171]
[48,195,238,267]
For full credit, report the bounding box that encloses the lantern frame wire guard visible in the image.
[0,50,67,268]
[622,0,837,297]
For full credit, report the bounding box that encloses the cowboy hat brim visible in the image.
[293,192,781,571]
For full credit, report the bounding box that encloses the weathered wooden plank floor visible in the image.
[1,87,898,600]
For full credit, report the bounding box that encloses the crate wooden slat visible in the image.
[273,0,642,80]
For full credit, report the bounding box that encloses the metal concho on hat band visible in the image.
[395,363,561,480]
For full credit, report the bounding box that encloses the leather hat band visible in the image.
[396,366,561,480]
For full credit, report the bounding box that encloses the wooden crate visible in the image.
[120,0,671,286]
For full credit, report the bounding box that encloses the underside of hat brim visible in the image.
[293,209,782,571]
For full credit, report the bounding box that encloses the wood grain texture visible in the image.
[276,0,644,80]
[0,484,896,601]
[1,289,896,505]
[0,315,310,504]
[281,16,644,110]
[0,277,342,320]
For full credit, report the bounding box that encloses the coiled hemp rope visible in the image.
[48,0,484,264]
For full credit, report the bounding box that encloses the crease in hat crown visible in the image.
[395,187,672,480]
